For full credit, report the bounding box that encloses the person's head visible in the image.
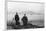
[24,14,26,16]
[16,12,18,15]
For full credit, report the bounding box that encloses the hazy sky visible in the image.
[8,2,44,13]
[8,2,44,21]
[8,0,43,2]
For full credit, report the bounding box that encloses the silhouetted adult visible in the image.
[15,12,20,25]
[22,14,28,26]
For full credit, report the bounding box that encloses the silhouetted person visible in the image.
[22,14,28,26]
[15,12,20,25]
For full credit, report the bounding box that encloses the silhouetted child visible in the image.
[15,12,20,25]
[22,14,28,26]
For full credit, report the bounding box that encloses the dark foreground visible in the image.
[7,23,44,29]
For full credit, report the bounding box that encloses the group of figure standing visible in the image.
[15,12,28,26]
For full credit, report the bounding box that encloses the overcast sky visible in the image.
[8,2,44,21]
[8,0,43,2]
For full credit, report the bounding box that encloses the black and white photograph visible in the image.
[7,0,44,30]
